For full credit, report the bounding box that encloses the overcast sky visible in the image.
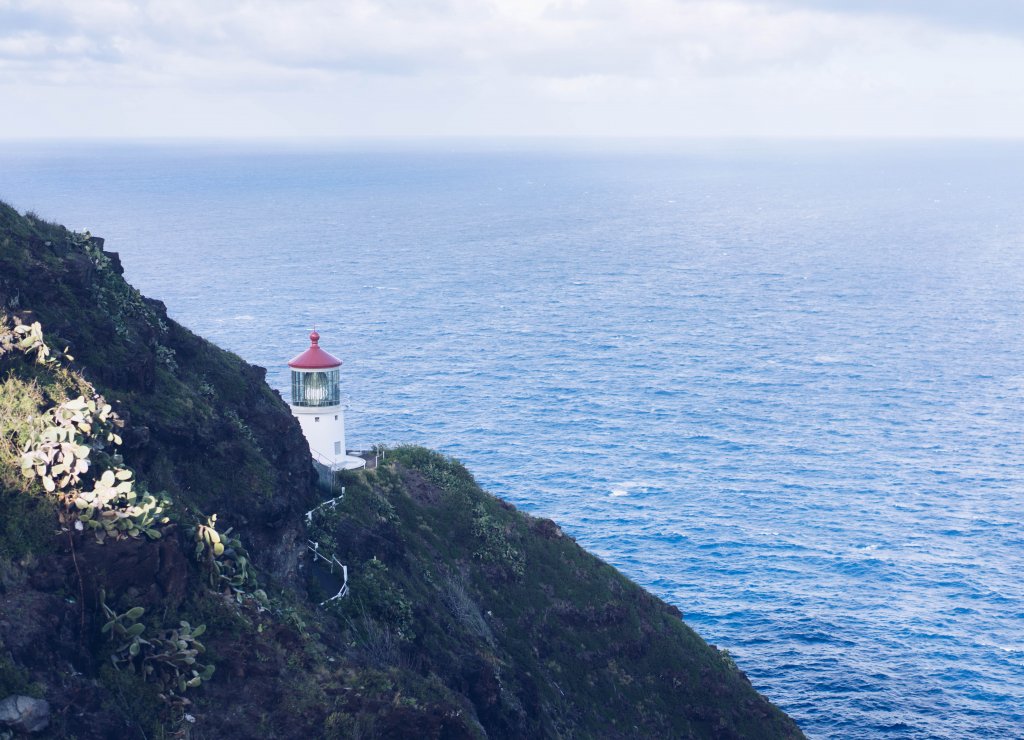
[2,0,1023,139]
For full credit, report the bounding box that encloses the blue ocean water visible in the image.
[2,140,1022,738]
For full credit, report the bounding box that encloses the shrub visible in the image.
[2,315,170,543]
[341,557,414,642]
[0,375,44,493]
[100,592,215,708]
[191,514,263,603]
[471,503,525,579]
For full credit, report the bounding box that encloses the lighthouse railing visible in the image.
[306,491,345,523]
[306,540,349,603]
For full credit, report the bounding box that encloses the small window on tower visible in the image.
[334,441,341,455]
[334,415,338,420]
[314,417,319,422]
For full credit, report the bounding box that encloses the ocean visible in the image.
[2,140,1022,738]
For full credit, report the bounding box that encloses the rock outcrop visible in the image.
[0,695,51,734]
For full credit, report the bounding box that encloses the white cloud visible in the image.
[754,0,1024,37]
[0,0,1023,137]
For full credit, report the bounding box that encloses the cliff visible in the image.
[0,202,804,739]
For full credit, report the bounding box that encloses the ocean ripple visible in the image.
[2,141,1023,739]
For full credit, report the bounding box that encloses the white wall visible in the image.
[292,404,347,465]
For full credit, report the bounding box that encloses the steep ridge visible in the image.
[0,202,803,739]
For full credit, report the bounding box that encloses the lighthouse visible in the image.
[288,330,365,470]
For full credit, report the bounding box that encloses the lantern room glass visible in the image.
[291,368,340,407]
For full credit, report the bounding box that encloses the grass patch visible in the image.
[0,653,40,698]
[0,374,58,558]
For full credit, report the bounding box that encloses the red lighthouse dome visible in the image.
[288,330,342,369]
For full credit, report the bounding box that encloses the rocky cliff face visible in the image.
[0,202,804,739]
[0,204,316,584]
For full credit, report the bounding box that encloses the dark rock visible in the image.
[376,705,479,739]
[73,529,189,611]
[531,517,563,539]
[141,296,166,315]
[123,423,151,450]
[103,250,124,275]
[62,252,95,289]
[0,695,50,733]
[400,468,441,506]
[0,587,69,670]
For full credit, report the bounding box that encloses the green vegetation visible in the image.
[0,654,39,699]
[191,514,265,603]
[0,201,803,739]
[19,390,170,543]
[0,376,57,559]
[0,201,299,523]
[1,314,169,544]
[100,592,214,706]
[308,447,801,738]
[0,311,245,728]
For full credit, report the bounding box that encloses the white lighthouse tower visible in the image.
[288,330,365,470]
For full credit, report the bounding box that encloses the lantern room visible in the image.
[291,368,340,407]
[289,330,342,407]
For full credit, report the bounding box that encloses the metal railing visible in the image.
[307,539,349,603]
[305,491,345,523]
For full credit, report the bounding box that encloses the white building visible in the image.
[288,330,365,470]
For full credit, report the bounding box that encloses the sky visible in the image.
[1,0,1023,139]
